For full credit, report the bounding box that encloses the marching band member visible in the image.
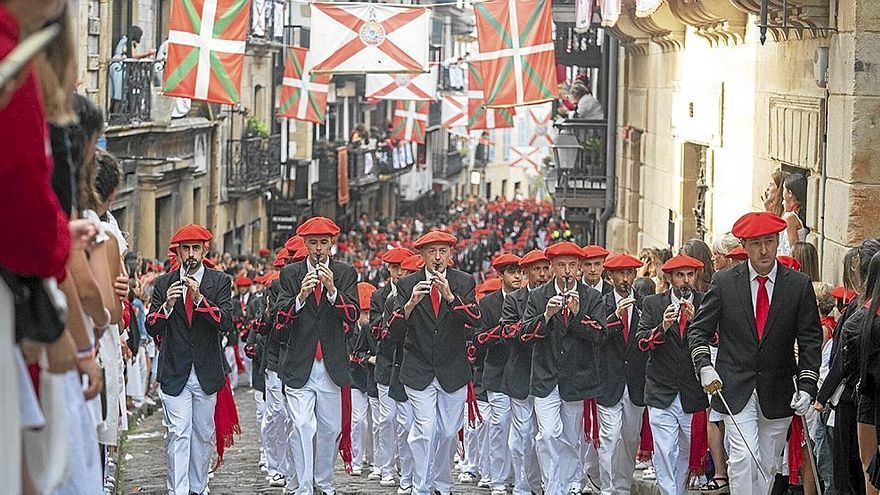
[582,244,612,296]
[596,253,648,494]
[500,249,550,495]
[368,247,413,486]
[474,254,522,495]
[274,216,359,495]
[351,282,377,480]
[688,212,821,494]
[145,224,234,495]
[636,255,708,495]
[389,231,481,495]
[230,275,252,388]
[518,241,607,494]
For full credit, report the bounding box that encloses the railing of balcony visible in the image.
[106,58,155,125]
[446,151,463,178]
[226,134,282,191]
[553,119,608,209]
[347,147,379,186]
[557,119,607,175]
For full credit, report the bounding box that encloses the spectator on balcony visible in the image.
[572,82,604,120]
[109,25,155,113]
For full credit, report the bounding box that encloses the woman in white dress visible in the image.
[779,173,809,256]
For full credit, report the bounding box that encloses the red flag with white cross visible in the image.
[467,62,514,131]
[277,46,331,124]
[473,0,559,107]
[163,0,250,104]
[390,101,429,144]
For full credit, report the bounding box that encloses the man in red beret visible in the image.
[364,247,414,486]
[517,241,607,495]
[350,282,377,478]
[274,216,359,494]
[230,276,254,388]
[688,212,821,494]
[635,254,708,495]
[499,249,550,495]
[388,231,481,495]
[473,254,523,495]
[581,244,612,296]
[595,253,647,495]
[145,224,234,494]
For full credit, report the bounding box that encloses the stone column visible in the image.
[824,0,880,281]
[138,183,157,259]
[179,173,194,226]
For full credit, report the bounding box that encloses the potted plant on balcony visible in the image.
[245,116,270,139]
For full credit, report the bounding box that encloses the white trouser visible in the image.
[477,400,491,479]
[284,359,341,495]
[406,379,466,495]
[263,370,292,478]
[0,281,21,495]
[351,388,370,467]
[241,342,253,387]
[597,388,644,495]
[649,395,691,495]
[255,389,267,466]
[376,384,399,477]
[486,391,512,491]
[159,367,218,495]
[534,387,584,494]
[396,398,415,487]
[224,347,238,389]
[460,400,486,476]
[723,390,790,495]
[581,428,600,485]
[369,396,382,469]
[509,397,542,495]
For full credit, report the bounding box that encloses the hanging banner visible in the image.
[309,3,431,74]
[473,0,558,107]
[467,62,514,130]
[338,147,350,206]
[390,100,429,144]
[277,46,331,124]
[365,66,438,101]
[575,0,594,32]
[163,0,250,104]
[527,103,554,146]
[510,146,542,173]
[441,95,468,128]
[599,0,622,27]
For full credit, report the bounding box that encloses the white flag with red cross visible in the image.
[441,95,468,129]
[510,146,543,174]
[277,46,331,124]
[365,66,438,101]
[472,0,559,108]
[163,0,251,104]
[309,3,431,74]
[390,100,429,144]
[527,103,555,146]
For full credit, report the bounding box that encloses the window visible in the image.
[193,188,202,224]
[501,179,508,199]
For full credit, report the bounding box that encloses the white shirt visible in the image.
[295,257,338,312]
[747,260,777,314]
[587,277,605,293]
[163,263,206,315]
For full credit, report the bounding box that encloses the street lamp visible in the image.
[551,130,580,169]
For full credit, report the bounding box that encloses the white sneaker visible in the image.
[397,486,413,495]
[269,474,286,487]
[478,478,491,488]
[458,472,478,484]
[368,469,382,481]
[634,459,649,470]
[350,465,363,476]
[491,490,507,495]
[380,475,397,487]
[642,466,657,481]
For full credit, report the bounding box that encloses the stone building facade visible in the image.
[604,0,878,283]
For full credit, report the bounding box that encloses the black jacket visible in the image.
[370,284,396,386]
[389,268,481,393]
[688,262,822,419]
[598,290,647,407]
[500,286,534,401]
[146,267,234,396]
[637,291,708,413]
[349,322,369,392]
[519,279,607,401]
[274,259,359,388]
[245,292,267,392]
[475,290,509,394]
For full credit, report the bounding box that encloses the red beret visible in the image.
[478,277,503,294]
[413,231,457,249]
[725,245,748,260]
[545,241,584,259]
[400,254,425,272]
[603,253,644,271]
[170,224,213,245]
[296,216,341,237]
[264,271,280,285]
[492,253,522,269]
[382,248,414,264]
[284,235,305,252]
[519,249,549,267]
[357,282,377,311]
[830,285,857,303]
[253,274,265,285]
[776,255,801,271]
[235,276,252,287]
[581,244,610,260]
[353,261,364,269]
[661,254,704,273]
[731,212,787,239]
[258,248,271,257]
[291,246,309,262]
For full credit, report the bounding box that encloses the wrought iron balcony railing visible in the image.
[347,147,380,187]
[225,134,282,193]
[106,58,155,125]
[553,119,608,209]
[446,150,464,178]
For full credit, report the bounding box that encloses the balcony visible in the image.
[438,64,466,92]
[248,0,284,47]
[474,142,492,168]
[445,150,464,178]
[347,148,380,188]
[553,119,608,209]
[376,141,416,176]
[106,58,155,125]
[225,134,282,194]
